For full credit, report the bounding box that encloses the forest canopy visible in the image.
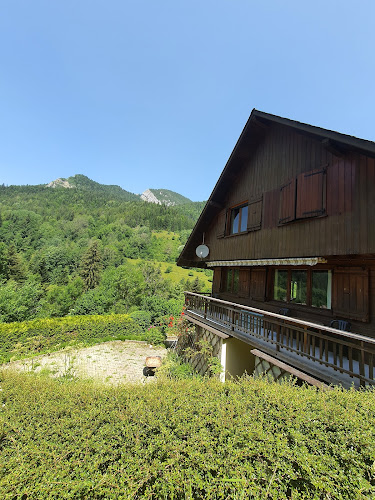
[0,182,208,325]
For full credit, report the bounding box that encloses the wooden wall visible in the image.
[200,123,375,262]
[213,258,375,338]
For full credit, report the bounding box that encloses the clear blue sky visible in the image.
[1,1,374,201]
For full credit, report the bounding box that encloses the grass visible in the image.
[127,257,213,291]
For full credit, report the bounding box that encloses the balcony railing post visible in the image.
[231,308,235,331]
[360,341,366,387]
[276,324,280,352]
[303,326,308,354]
[183,292,375,387]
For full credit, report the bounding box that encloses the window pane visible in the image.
[312,271,331,309]
[274,270,287,301]
[240,205,248,232]
[231,208,240,234]
[290,271,307,304]
[233,269,239,294]
[226,269,233,293]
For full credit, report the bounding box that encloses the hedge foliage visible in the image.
[0,314,165,363]
[0,373,374,499]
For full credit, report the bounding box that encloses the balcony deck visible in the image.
[184,292,375,388]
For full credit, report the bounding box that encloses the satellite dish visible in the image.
[196,244,209,259]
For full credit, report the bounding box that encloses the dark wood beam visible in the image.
[322,138,345,157]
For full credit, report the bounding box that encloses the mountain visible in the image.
[46,174,139,201]
[141,188,192,206]
[45,175,195,206]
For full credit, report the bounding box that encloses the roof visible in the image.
[177,109,375,267]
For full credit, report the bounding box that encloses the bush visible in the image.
[0,313,163,363]
[0,374,374,499]
[157,351,197,379]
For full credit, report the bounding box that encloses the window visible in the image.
[229,204,248,234]
[222,268,240,294]
[312,271,331,309]
[274,270,288,302]
[273,269,331,309]
[290,271,307,305]
[279,167,326,225]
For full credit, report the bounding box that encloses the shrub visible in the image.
[0,374,374,499]
[0,313,163,363]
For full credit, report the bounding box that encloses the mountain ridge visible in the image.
[44,174,194,205]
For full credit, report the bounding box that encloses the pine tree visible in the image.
[191,277,201,293]
[79,240,102,290]
[7,244,26,282]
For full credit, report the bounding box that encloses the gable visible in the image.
[178,110,375,267]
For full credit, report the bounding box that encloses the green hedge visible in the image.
[0,314,165,363]
[0,374,374,499]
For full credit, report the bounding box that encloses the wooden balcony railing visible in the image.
[184,292,375,387]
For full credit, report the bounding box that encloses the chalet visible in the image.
[177,109,375,388]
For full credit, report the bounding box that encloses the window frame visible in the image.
[227,202,248,236]
[221,268,240,294]
[272,268,332,310]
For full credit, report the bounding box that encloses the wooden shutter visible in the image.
[296,168,326,219]
[250,268,266,301]
[247,197,263,231]
[239,269,250,297]
[332,268,369,322]
[279,178,296,224]
[216,210,227,238]
[212,268,222,294]
[263,189,280,229]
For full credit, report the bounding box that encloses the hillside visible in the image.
[141,188,192,206]
[46,174,140,201]
[0,178,208,324]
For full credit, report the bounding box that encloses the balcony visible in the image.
[184,292,375,388]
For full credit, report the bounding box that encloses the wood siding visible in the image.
[214,258,375,338]
[200,124,375,262]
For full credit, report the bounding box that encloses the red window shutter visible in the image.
[332,268,369,322]
[247,197,263,231]
[250,268,266,301]
[279,179,296,224]
[296,168,326,219]
[216,210,227,238]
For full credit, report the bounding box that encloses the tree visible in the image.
[7,245,26,282]
[79,240,102,290]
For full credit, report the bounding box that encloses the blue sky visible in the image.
[1,1,374,201]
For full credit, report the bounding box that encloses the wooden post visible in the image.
[231,308,235,331]
[359,341,366,387]
[303,326,308,354]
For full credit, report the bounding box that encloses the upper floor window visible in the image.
[230,204,248,234]
[279,167,326,225]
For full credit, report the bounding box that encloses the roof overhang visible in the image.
[177,109,375,268]
[206,257,327,267]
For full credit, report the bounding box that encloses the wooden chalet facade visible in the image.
[177,109,375,387]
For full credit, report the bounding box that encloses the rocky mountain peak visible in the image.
[46,178,75,189]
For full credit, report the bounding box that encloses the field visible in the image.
[2,340,167,384]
